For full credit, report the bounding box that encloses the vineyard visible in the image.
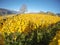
[0,13,60,45]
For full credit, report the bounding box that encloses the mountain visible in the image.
[56,13,60,16]
[0,8,17,16]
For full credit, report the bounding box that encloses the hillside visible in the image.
[0,14,60,45]
[0,8,17,16]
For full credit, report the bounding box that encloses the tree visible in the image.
[46,11,54,15]
[19,4,27,14]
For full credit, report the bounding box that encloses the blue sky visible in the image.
[0,0,60,13]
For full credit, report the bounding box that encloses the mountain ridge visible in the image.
[0,8,17,16]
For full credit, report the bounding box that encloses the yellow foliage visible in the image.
[0,14,60,34]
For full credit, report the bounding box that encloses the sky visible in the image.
[0,0,60,13]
